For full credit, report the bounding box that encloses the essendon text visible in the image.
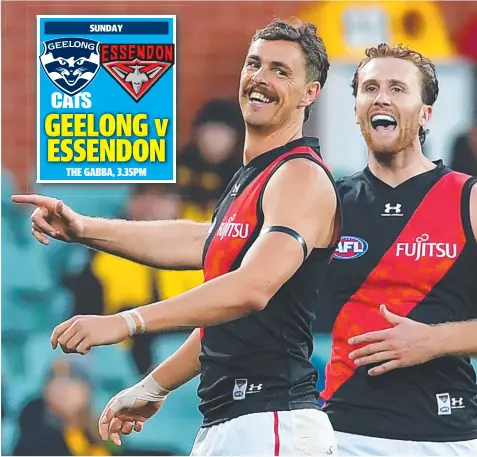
[101,44,175,63]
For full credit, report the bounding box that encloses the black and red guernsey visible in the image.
[198,137,340,427]
[322,161,477,442]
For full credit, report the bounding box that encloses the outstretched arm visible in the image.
[78,216,208,270]
[11,194,208,270]
[137,160,337,331]
[50,159,338,353]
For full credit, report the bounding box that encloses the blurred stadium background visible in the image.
[2,1,477,455]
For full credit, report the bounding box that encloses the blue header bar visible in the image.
[44,21,169,35]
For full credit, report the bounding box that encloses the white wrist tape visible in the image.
[108,373,171,414]
[142,373,171,398]
[131,309,146,334]
[120,311,136,336]
[120,309,146,336]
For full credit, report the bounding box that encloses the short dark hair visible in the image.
[351,43,439,145]
[251,18,329,122]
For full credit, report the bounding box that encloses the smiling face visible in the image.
[355,57,432,155]
[238,39,320,131]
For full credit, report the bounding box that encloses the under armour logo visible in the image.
[230,183,240,197]
[248,383,263,392]
[451,397,464,408]
[382,203,403,216]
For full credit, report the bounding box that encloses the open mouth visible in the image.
[248,89,277,105]
[371,114,397,131]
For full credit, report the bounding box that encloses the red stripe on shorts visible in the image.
[273,411,280,456]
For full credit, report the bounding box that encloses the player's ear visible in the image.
[299,81,320,109]
[354,104,359,124]
[420,104,432,128]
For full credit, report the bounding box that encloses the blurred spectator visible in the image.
[126,184,182,223]
[449,124,477,176]
[63,185,201,375]
[178,98,244,222]
[13,358,111,456]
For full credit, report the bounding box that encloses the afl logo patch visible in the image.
[333,236,368,260]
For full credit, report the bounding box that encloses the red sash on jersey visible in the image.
[200,146,329,339]
[322,171,471,401]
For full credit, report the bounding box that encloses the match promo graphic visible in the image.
[36,15,176,183]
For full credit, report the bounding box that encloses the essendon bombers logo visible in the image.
[100,44,174,102]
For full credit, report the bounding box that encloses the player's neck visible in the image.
[243,121,302,164]
[368,140,436,187]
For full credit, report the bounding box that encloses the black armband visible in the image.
[260,225,308,260]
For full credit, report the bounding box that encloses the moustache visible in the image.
[243,84,277,101]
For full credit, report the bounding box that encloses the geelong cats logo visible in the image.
[39,37,101,96]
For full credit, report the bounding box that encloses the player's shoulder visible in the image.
[437,166,477,201]
[275,155,330,182]
[335,169,368,200]
[443,166,476,184]
[269,158,335,203]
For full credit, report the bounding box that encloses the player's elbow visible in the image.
[238,275,274,312]
[244,289,270,312]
